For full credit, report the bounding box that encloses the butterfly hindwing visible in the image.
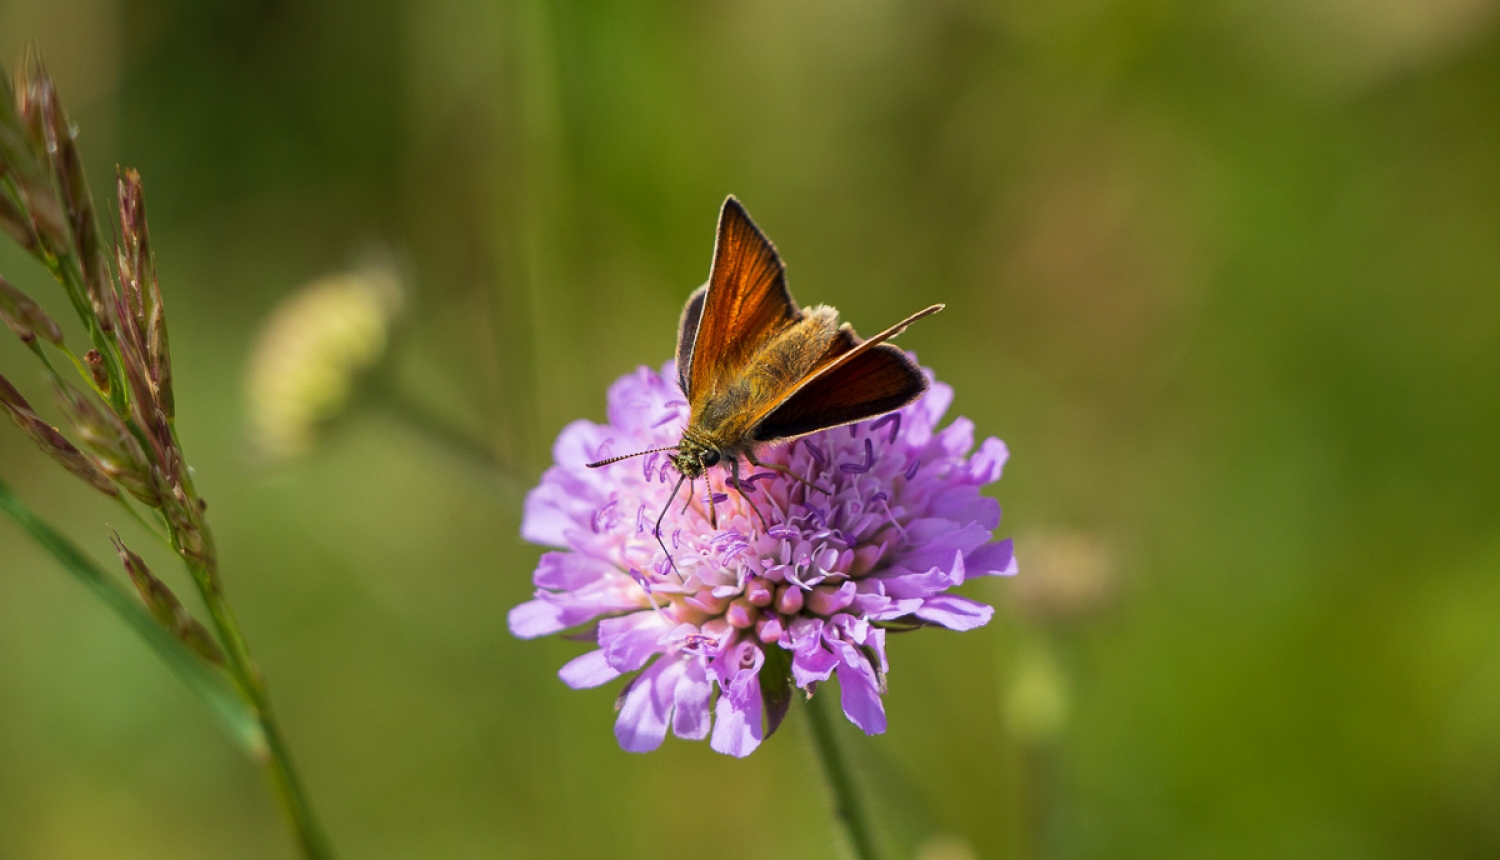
[676,284,707,395]
[752,343,927,441]
[750,304,943,442]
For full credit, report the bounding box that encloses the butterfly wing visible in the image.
[676,284,707,395]
[684,197,800,403]
[750,304,943,442]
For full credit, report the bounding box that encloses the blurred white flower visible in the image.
[246,264,403,462]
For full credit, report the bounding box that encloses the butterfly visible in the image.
[590,196,942,551]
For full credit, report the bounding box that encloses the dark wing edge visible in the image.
[676,284,707,396]
[687,197,801,400]
[752,344,928,441]
[750,303,943,441]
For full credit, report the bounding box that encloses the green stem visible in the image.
[49,249,127,413]
[806,692,881,860]
[195,573,334,860]
[373,383,525,500]
[111,494,170,546]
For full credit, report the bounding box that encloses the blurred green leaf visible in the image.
[0,477,266,756]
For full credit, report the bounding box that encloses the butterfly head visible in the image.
[669,435,721,480]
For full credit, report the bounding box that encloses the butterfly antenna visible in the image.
[654,472,688,578]
[588,445,678,469]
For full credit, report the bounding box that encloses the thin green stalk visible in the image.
[374,383,525,500]
[192,566,333,860]
[45,246,127,414]
[805,692,881,860]
[111,494,170,546]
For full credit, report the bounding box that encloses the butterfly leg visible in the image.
[705,479,720,529]
[654,472,688,578]
[748,452,832,496]
[727,456,771,533]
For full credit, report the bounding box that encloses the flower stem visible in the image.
[805,692,881,860]
[196,573,333,859]
[373,383,525,499]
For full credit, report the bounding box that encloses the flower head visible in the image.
[511,362,1015,756]
[245,265,403,462]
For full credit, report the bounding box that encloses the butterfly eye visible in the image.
[702,450,721,467]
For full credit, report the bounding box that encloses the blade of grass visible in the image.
[0,476,266,755]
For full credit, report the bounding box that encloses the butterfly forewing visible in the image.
[685,197,800,403]
[592,195,941,507]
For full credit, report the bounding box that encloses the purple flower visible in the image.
[510,362,1016,757]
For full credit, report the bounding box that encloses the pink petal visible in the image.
[672,659,713,740]
[507,599,565,639]
[914,595,994,631]
[966,538,1017,578]
[709,680,764,757]
[969,437,1010,484]
[615,658,684,753]
[836,658,887,735]
[534,552,616,590]
[600,612,672,673]
[558,650,620,689]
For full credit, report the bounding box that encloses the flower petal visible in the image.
[507,598,565,639]
[969,437,1009,484]
[966,538,1017,578]
[915,594,995,631]
[600,612,673,673]
[709,640,766,757]
[558,649,620,689]
[521,421,611,546]
[507,577,644,638]
[788,618,839,687]
[836,657,887,735]
[615,657,685,753]
[710,686,763,757]
[672,658,713,740]
[534,551,617,590]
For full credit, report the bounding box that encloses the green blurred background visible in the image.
[3,0,1499,857]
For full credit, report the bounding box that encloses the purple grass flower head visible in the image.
[510,361,1016,757]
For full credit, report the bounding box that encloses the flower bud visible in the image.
[53,381,158,505]
[0,275,62,344]
[16,174,69,254]
[0,187,38,251]
[26,63,109,324]
[84,349,110,393]
[111,534,223,664]
[115,169,173,418]
[725,598,758,629]
[0,373,118,498]
[775,583,804,615]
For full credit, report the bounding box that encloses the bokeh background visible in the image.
[2,0,1499,857]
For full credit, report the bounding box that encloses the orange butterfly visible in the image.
[590,196,942,547]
